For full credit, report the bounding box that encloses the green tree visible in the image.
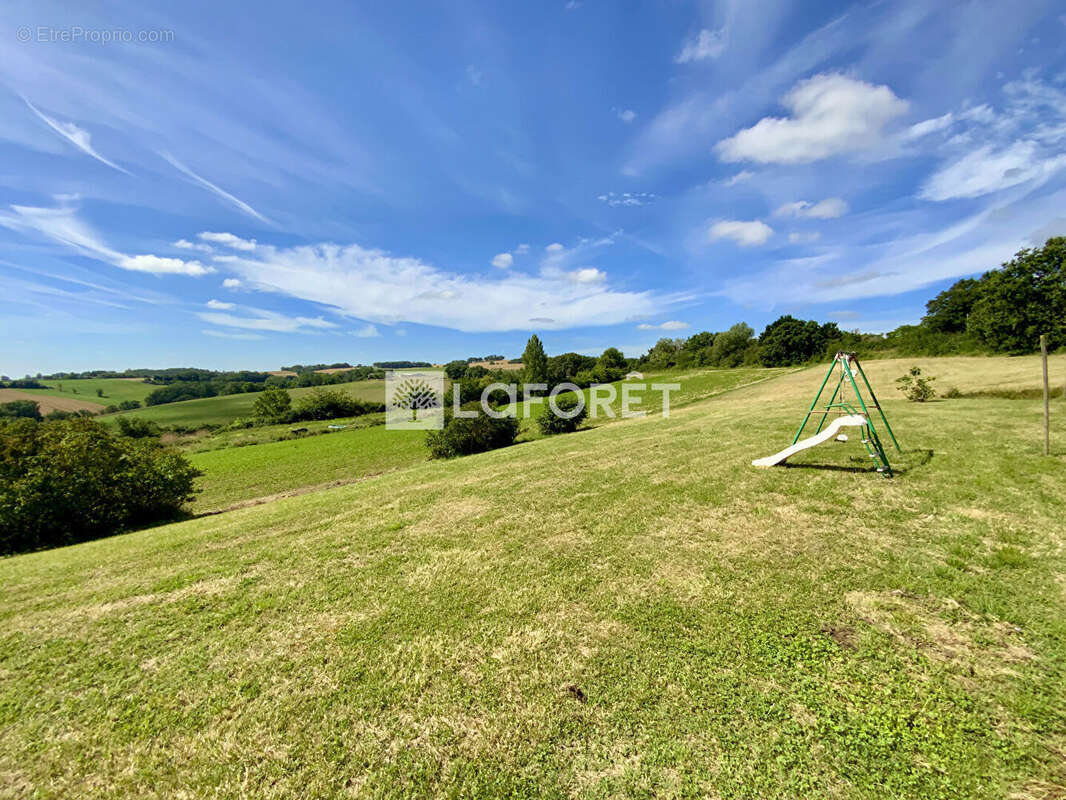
[967,238,1066,353]
[522,334,549,384]
[252,386,292,422]
[710,323,755,367]
[758,316,840,366]
[923,277,983,334]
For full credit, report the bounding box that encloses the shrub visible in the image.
[252,386,292,422]
[425,405,520,458]
[0,400,41,421]
[536,394,587,435]
[289,388,383,422]
[0,417,200,555]
[896,366,936,402]
[116,416,160,438]
[942,385,963,399]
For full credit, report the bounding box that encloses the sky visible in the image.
[3,0,1066,375]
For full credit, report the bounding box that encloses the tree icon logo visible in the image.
[385,370,445,430]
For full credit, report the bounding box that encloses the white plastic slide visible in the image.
[752,414,868,468]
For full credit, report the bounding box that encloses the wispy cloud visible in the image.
[0,203,210,276]
[675,28,727,63]
[776,198,848,219]
[597,192,655,207]
[202,329,265,340]
[637,320,689,331]
[615,108,637,123]
[352,323,381,337]
[197,307,337,333]
[206,299,235,310]
[198,231,258,251]
[161,152,270,224]
[21,96,131,175]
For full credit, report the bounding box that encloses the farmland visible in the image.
[104,379,388,428]
[19,377,158,406]
[2,354,1064,797]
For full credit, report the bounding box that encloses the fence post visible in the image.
[1042,334,1049,456]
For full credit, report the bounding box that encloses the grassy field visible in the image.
[23,377,158,405]
[1,356,1065,797]
[186,368,785,511]
[106,379,388,428]
[188,424,426,513]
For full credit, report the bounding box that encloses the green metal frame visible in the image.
[790,352,900,476]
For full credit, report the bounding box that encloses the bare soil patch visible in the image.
[0,389,105,414]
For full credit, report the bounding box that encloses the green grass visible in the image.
[105,380,387,428]
[20,377,158,405]
[2,356,1065,797]
[187,424,425,512]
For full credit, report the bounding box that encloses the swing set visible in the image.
[752,352,901,475]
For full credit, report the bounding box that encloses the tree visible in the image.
[896,366,936,402]
[758,316,840,366]
[710,323,754,367]
[522,334,549,385]
[923,277,983,333]
[252,386,292,422]
[444,360,468,381]
[967,238,1066,353]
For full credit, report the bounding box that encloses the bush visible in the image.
[536,394,587,435]
[252,386,292,422]
[942,385,962,399]
[0,417,200,555]
[0,400,41,421]
[289,388,383,422]
[896,367,936,402]
[425,405,520,458]
[116,416,160,438]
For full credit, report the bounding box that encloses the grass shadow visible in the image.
[780,448,934,477]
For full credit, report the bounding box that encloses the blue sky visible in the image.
[3,0,1066,375]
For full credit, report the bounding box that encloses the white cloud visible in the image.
[675,28,727,63]
[637,320,689,331]
[597,191,655,207]
[722,171,754,186]
[491,252,514,269]
[174,238,213,253]
[352,323,381,337]
[0,203,210,276]
[161,152,270,223]
[545,242,565,252]
[202,329,265,341]
[514,243,530,255]
[198,231,257,250]
[776,197,848,219]
[22,96,131,175]
[920,140,1066,201]
[789,231,822,244]
[189,238,680,332]
[118,255,212,276]
[222,278,242,289]
[708,219,773,247]
[616,109,637,123]
[905,112,955,140]
[716,74,909,164]
[197,308,338,333]
[567,267,606,284]
[206,299,235,310]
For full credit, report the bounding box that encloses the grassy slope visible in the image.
[25,378,158,405]
[2,357,1066,797]
[105,379,388,427]
[188,425,426,512]
[187,368,783,511]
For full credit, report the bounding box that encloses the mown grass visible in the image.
[1,357,1065,798]
[17,377,157,406]
[104,379,388,428]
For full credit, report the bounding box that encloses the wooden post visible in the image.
[1042,334,1050,456]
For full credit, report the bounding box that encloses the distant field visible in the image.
[106,380,388,428]
[23,377,158,405]
[0,389,104,414]
[188,424,426,512]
